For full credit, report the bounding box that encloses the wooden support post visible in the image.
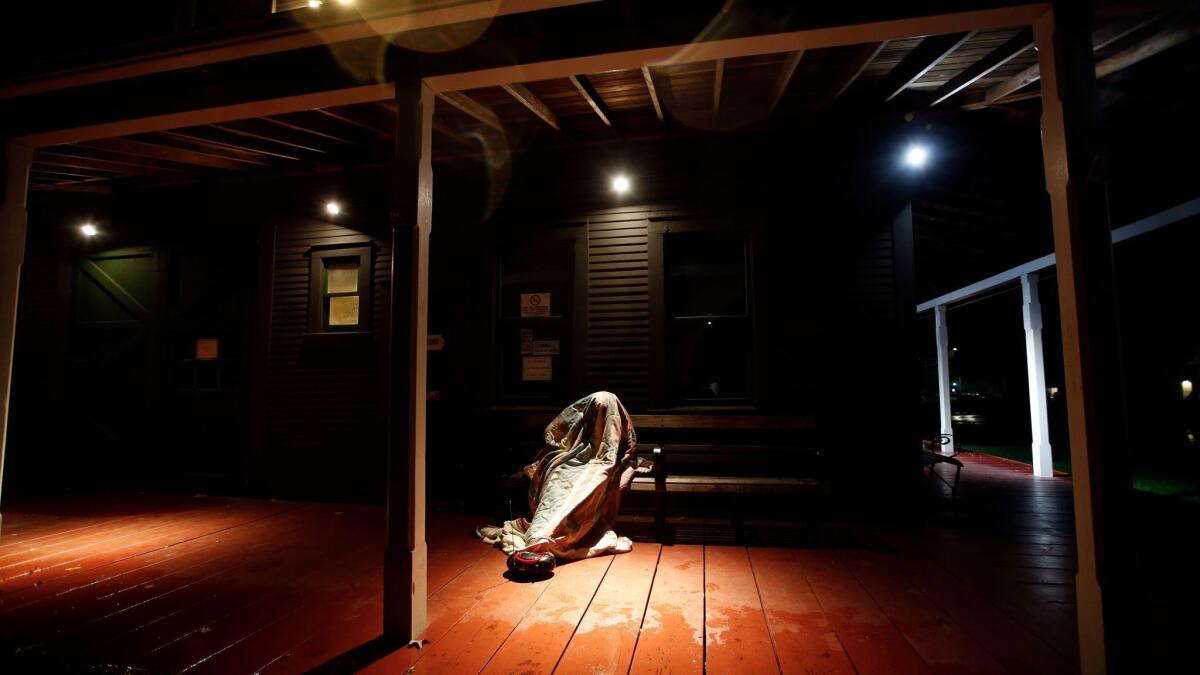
[933,304,954,455]
[1036,4,1132,672]
[0,141,33,519]
[384,73,433,642]
[1021,273,1054,478]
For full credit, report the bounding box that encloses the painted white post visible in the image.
[0,142,34,519]
[934,304,954,455]
[1022,272,1054,477]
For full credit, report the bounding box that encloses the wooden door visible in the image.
[68,244,255,490]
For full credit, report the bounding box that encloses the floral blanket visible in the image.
[477,391,642,560]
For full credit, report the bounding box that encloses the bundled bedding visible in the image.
[476,391,645,560]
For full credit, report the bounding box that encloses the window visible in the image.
[496,239,576,402]
[664,231,752,402]
[308,245,373,333]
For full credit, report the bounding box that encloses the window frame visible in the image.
[648,218,765,408]
[306,244,374,334]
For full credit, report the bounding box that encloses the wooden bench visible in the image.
[507,412,827,543]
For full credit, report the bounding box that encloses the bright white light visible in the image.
[325,201,341,216]
[308,0,322,8]
[80,223,98,237]
[904,144,929,168]
[1183,379,1194,399]
[611,175,631,194]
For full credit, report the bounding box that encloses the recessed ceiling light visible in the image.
[325,201,341,216]
[904,144,929,168]
[611,175,631,194]
[80,223,98,237]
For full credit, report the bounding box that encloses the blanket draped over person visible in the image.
[477,391,642,560]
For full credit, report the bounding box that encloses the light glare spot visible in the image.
[904,144,929,168]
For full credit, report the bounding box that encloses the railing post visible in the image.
[1021,272,1054,477]
[933,304,954,455]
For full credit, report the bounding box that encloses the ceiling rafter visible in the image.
[829,41,889,102]
[1095,18,1200,79]
[965,17,1200,110]
[80,137,257,170]
[34,151,198,178]
[767,50,804,112]
[437,91,504,131]
[209,121,328,155]
[568,74,612,127]
[261,115,358,145]
[879,32,975,102]
[641,66,664,122]
[500,83,560,130]
[926,28,1033,106]
[156,129,300,163]
[985,13,1165,104]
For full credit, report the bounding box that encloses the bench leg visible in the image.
[653,478,668,543]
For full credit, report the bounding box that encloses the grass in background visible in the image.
[965,444,1200,503]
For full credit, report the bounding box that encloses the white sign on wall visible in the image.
[522,356,553,381]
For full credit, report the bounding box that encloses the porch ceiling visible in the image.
[27,8,1185,193]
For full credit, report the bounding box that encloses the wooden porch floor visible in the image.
[0,454,1081,674]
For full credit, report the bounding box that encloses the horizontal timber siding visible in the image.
[264,219,390,496]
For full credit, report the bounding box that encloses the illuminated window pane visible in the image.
[328,295,360,326]
[327,262,359,294]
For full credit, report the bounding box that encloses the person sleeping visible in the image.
[476,391,649,560]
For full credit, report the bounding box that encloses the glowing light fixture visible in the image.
[325,201,342,216]
[308,0,322,8]
[611,175,631,194]
[335,0,354,5]
[80,223,98,237]
[1183,379,1194,399]
[904,144,929,169]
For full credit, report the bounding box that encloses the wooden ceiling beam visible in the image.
[261,114,359,145]
[568,74,613,127]
[0,0,595,100]
[830,41,888,102]
[641,66,665,122]
[436,91,504,131]
[767,50,804,112]
[879,32,975,102]
[926,27,1034,106]
[79,137,256,170]
[313,106,396,139]
[713,58,725,116]
[209,121,329,155]
[985,13,1164,104]
[1094,18,1200,79]
[964,17,1200,110]
[155,129,298,162]
[34,151,196,177]
[500,82,560,130]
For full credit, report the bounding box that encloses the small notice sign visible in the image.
[520,292,551,317]
[522,356,553,381]
[520,327,559,355]
[525,340,560,355]
[195,338,219,360]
